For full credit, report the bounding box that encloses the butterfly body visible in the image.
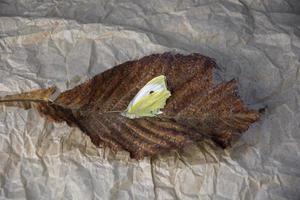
[121,75,171,119]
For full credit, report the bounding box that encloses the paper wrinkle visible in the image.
[0,0,300,199]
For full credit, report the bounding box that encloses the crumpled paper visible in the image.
[0,0,300,199]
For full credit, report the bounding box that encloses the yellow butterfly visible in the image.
[121,75,171,119]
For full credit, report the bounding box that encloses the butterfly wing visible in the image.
[122,75,171,119]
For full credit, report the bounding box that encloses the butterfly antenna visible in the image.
[105,110,122,113]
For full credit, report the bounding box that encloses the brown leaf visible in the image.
[0,53,260,159]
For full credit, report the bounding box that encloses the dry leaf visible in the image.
[0,53,260,159]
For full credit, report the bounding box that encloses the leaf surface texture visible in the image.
[0,53,260,159]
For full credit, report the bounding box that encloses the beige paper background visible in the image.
[0,0,300,199]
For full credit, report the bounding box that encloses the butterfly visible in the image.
[121,75,171,119]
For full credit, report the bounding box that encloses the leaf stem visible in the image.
[0,98,51,104]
